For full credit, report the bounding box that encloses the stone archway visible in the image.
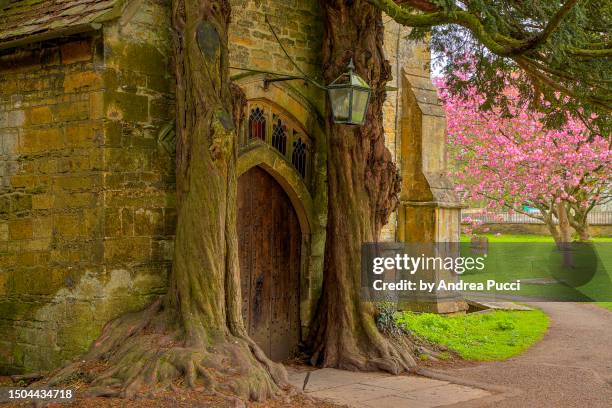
[233,78,327,342]
[237,145,313,235]
[234,93,321,359]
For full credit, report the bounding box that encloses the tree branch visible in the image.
[521,0,579,52]
[568,47,612,58]
[516,56,612,111]
[395,0,439,12]
[368,0,579,56]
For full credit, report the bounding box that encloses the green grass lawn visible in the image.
[458,233,612,302]
[596,302,612,311]
[396,309,549,360]
[461,233,612,243]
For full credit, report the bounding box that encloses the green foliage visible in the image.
[375,301,409,337]
[396,309,549,360]
[372,0,612,134]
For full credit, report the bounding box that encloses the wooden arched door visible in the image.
[237,166,301,361]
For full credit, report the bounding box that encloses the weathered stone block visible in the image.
[104,208,121,237]
[32,194,54,210]
[10,194,32,213]
[102,173,125,189]
[33,217,53,238]
[10,175,37,189]
[63,71,103,93]
[90,91,104,120]
[37,158,59,174]
[164,208,177,235]
[102,121,123,147]
[53,175,100,191]
[54,214,84,238]
[106,92,149,122]
[117,70,147,90]
[120,207,134,236]
[55,101,89,122]
[60,40,92,65]
[104,237,151,263]
[0,222,8,241]
[21,127,63,153]
[146,74,171,94]
[0,196,9,216]
[149,96,173,121]
[134,208,163,236]
[9,218,33,240]
[1,130,18,155]
[120,43,167,75]
[65,123,96,147]
[0,252,16,268]
[24,238,51,251]
[88,150,104,171]
[104,148,150,172]
[60,192,96,209]
[7,110,25,127]
[151,239,173,261]
[27,106,53,125]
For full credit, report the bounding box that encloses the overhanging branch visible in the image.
[368,0,580,56]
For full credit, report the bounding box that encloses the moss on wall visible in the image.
[0,0,432,373]
[0,0,175,374]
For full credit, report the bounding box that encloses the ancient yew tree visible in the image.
[47,0,287,400]
[307,0,415,373]
[309,0,611,371]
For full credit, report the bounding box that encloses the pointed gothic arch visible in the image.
[233,76,327,342]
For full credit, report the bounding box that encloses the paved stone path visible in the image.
[289,302,612,407]
[287,368,492,407]
[431,302,612,408]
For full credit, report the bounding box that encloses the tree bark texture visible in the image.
[307,0,415,373]
[567,206,592,241]
[45,0,287,400]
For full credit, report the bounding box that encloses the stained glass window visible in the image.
[271,116,287,155]
[249,107,266,141]
[244,102,312,182]
[292,136,307,178]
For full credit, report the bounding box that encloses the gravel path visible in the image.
[434,302,612,408]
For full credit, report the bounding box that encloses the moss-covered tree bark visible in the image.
[46,0,287,400]
[307,0,416,373]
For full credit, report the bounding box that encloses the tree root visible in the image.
[43,300,290,402]
[309,306,417,375]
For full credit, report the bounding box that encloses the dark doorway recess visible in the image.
[237,166,301,361]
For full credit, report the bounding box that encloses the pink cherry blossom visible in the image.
[435,77,611,237]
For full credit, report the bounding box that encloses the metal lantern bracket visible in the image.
[229,15,398,126]
[229,14,397,92]
[262,15,327,90]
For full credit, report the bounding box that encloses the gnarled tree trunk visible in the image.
[567,206,591,241]
[556,202,572,244]
[307,0,415,373]
[45,0,287,401]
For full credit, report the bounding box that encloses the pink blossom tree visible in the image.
[437,79,611,244]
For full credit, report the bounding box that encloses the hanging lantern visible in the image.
[327,59,372,125]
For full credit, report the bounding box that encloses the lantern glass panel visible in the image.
[350,88,370,124]
[328,87,351,122]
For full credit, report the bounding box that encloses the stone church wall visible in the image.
[0,34,110,373]
[0,0,174,374]
[0,0,431,374]
[380,20,433,242]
